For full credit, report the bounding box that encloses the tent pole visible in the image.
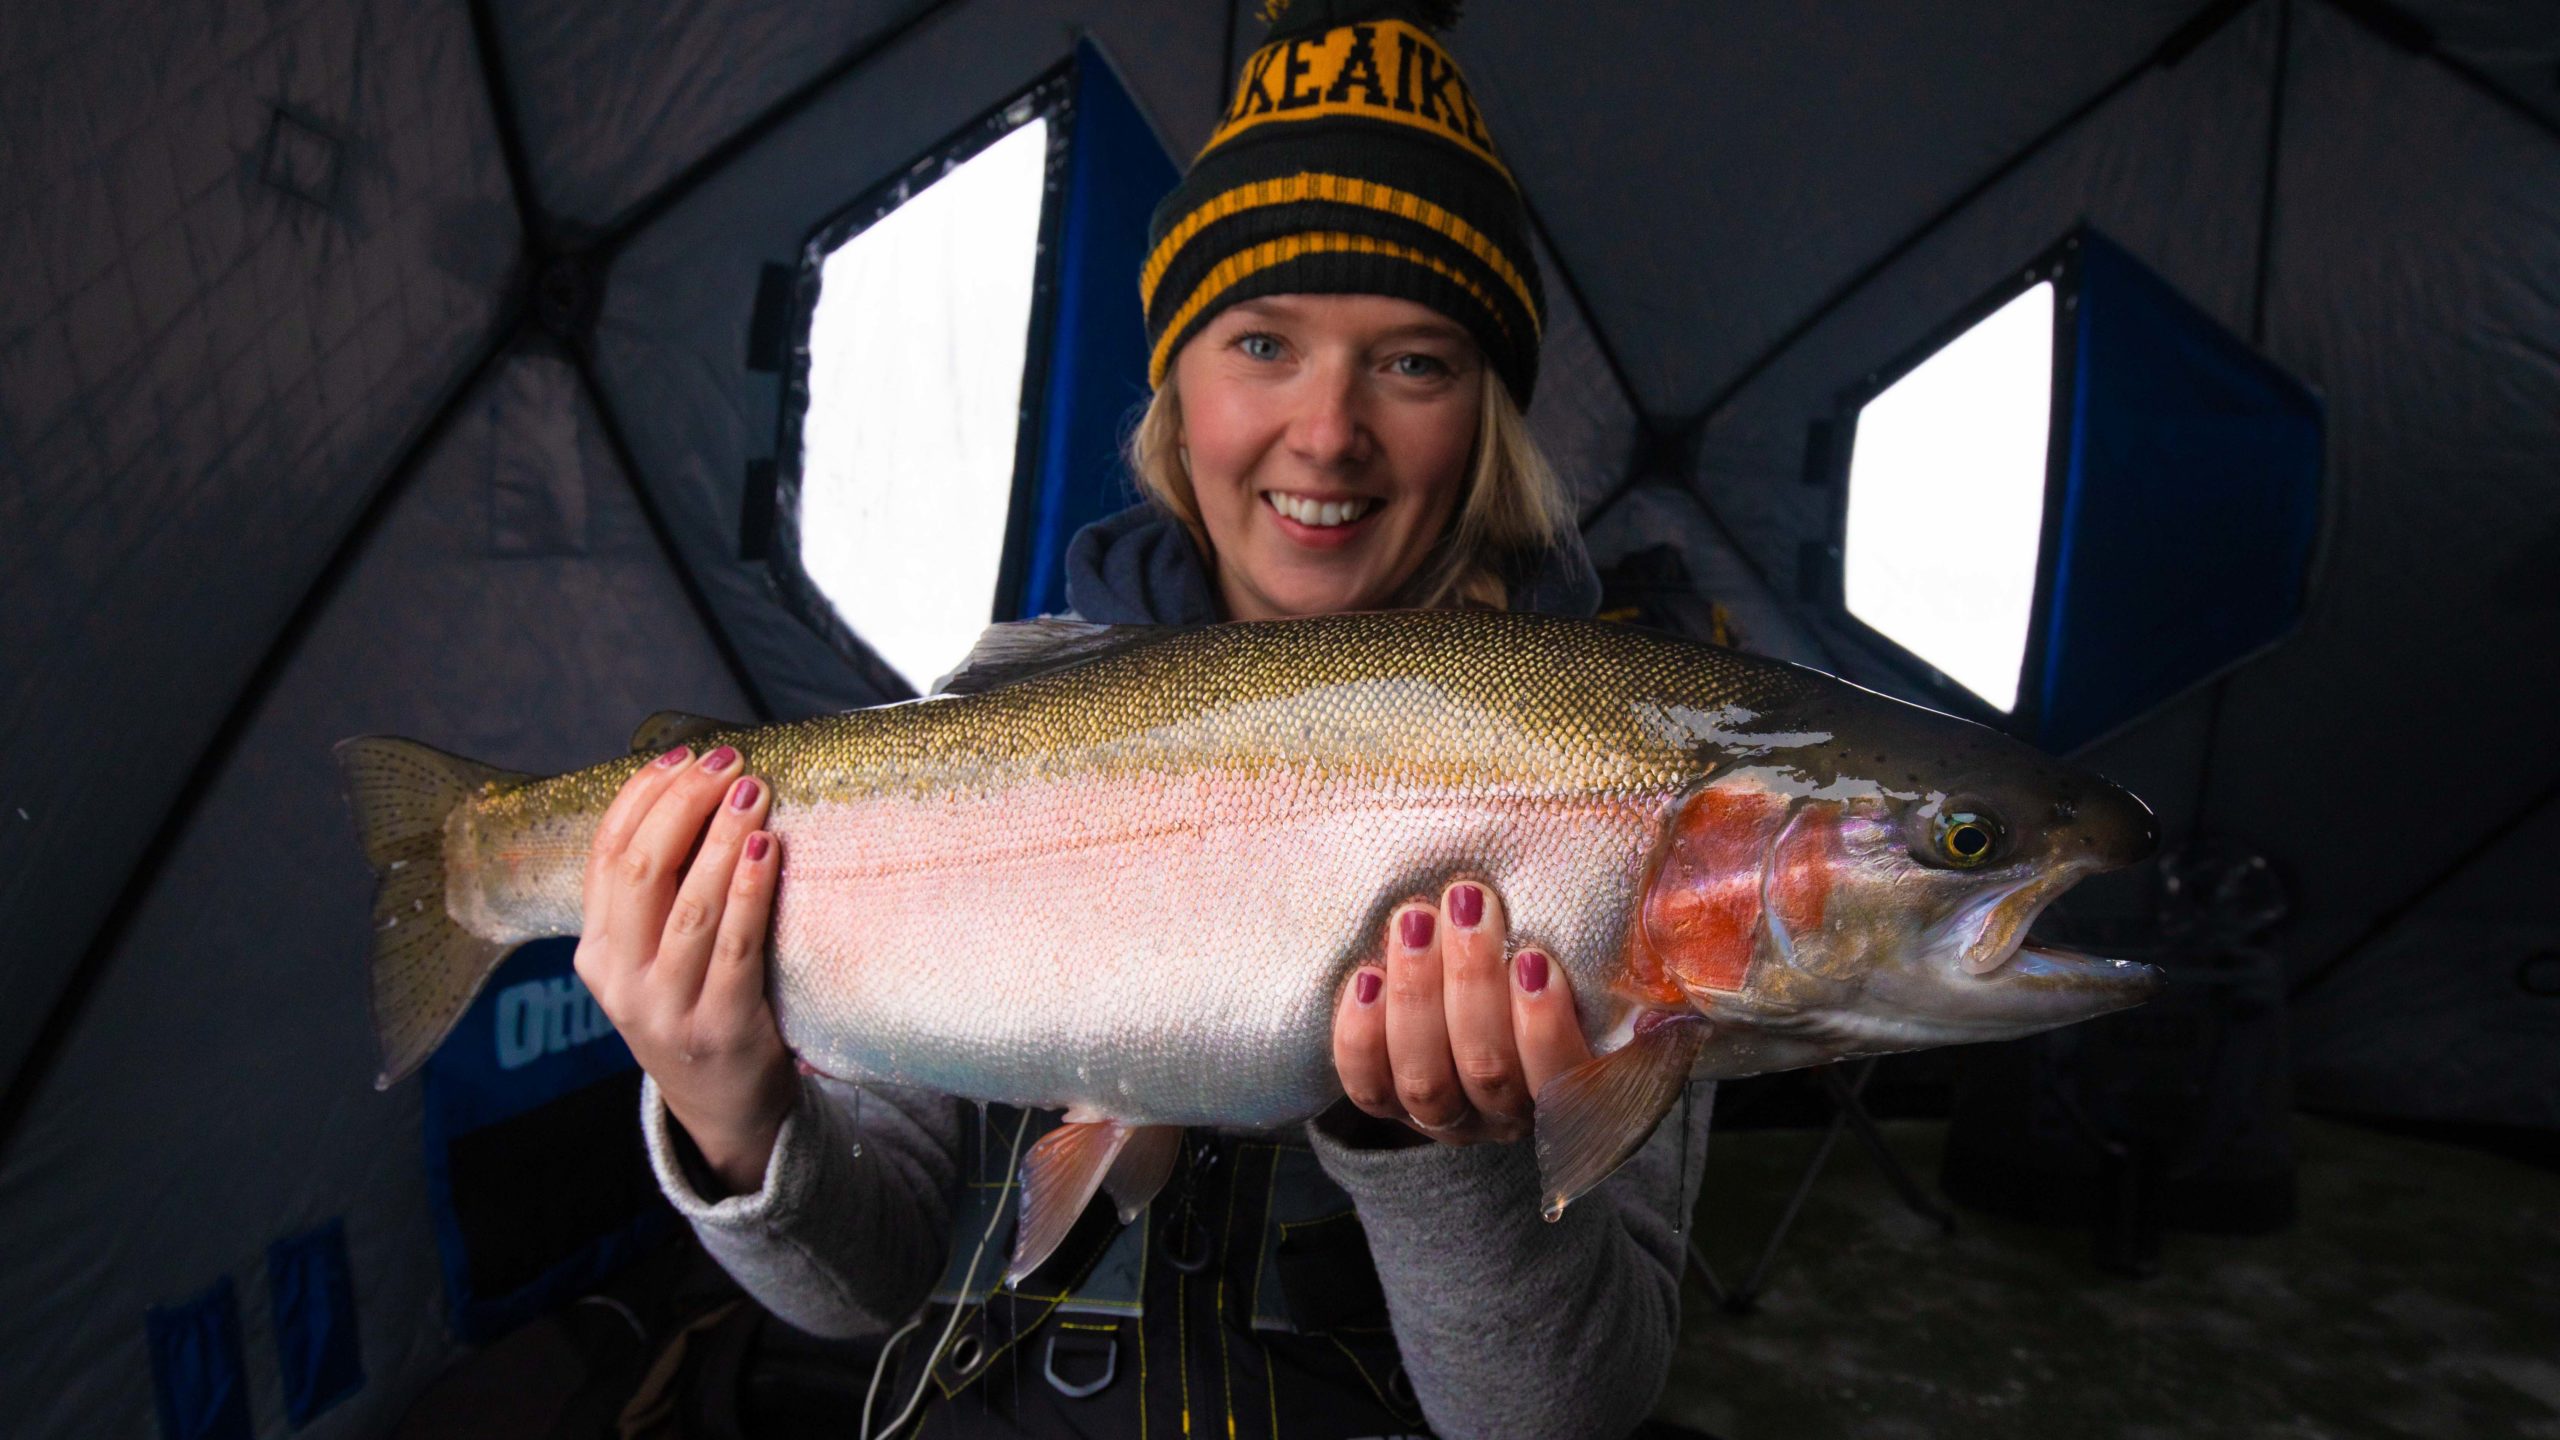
[2290,776,2560,1002]
[589,0,974,263]
[1575,0,2266,534]
[563,349,776,722]
[465,0,550,251]
[2188,0,2297,839]
[0,315,527,1159]
[2316,0,2560,149]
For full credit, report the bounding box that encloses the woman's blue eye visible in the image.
[1391,353,1450,379]
[1237,333,1283,361]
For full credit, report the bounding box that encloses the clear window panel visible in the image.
[799,117,1050,692]
[1841,281,2055,712]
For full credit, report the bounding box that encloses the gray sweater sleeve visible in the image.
[639,1070,968,1339]
[1306,1082,1715,1440]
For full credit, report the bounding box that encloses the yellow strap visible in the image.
[1141,172,1539,338]
[1148,231,1514,387]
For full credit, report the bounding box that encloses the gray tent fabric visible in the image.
[590,1,1234,719]
[5,0,2559,1432]
[0,345,752,1435]
[1461,0,2211,417]
[2292,793,2560,1129]
[1658,1,2290,845]
[0,0,521,1115]
[486,0,943,233]
[1640,0,2560,1121]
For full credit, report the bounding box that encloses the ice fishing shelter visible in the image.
[4,0,2556,1432]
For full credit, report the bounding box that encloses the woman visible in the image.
[576,5,1707,1435]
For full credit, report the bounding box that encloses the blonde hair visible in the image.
[1125,367,1572,612]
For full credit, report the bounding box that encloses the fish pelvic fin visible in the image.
[1102,1124,1184,1223]
[1007,1119,1137,1288]
[1532,1011,1710,1221]
[334,736,532,1090]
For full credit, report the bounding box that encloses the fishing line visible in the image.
[865,1106,1032,1440]
[1673,1081,1692,1238]
[858,1317,924,1439]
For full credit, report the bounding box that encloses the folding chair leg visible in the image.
[1816,1060,1958,1234]
[1724,1101,1852,1312]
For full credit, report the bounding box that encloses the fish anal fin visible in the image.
[1008,1119,1134,1287]
[1101,1125,1183,1223]
[628,711,747,755]
[1533,1011,1710,1222]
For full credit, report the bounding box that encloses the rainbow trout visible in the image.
[340,611,2158,1280]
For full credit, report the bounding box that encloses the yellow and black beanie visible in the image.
[1140,0,1545,404]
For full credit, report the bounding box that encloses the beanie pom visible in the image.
[1260,0,1462,43]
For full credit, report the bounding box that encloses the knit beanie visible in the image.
[1140,0,1544,405]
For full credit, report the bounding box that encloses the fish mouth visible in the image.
[2007,940,2165,1000]
[1928,872,2164,1014]
[1941,869,2082,976]
[1937,867,2162,1003]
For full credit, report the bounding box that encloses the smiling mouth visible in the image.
[1263,491,1378,529]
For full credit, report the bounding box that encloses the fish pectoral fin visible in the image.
[931,618,1182,696]
[627,711,748,755]
[1101,1125,1183,1223]
[1008,1119,1135,1287]
[1532,1012,1711,1222]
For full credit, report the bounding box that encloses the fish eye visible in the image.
[1933,809,2003,868]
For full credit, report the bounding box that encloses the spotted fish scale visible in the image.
[343,608,2161,1258]
[440,612,1797,1122]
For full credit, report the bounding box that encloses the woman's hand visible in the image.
[573,744,797,1195]
[1330,880,1593,1146]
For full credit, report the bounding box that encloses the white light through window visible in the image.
[799,117,1049,692]
[1841,281,2056,712]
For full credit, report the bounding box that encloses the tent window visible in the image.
[777,74,1072,695]
[1840,280,2055,714]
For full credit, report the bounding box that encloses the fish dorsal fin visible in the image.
[932,618,1182,697]
[628,711,747,755]
[1533,1012,1710,1221]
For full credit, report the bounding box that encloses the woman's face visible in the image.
[1172,293,1484,620]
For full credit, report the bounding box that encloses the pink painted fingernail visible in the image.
[1449,883,1484,928]
[702,745,740,772]
[1517,951,1550,994]
[1354,971,1382,1006]
[728,777,761,810]
[1399,909,1434,950]
[654,746,690,768]
[746,832,771,862]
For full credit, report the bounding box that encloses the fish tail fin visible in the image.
[335,736,531,1090]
